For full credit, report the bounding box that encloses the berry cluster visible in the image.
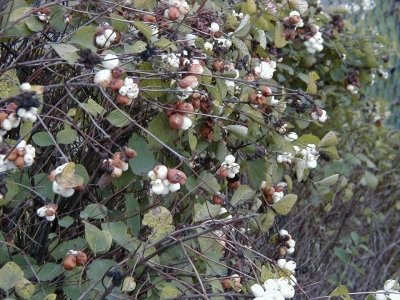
[251,276,296,300]
[48,163,85,198]
[148,165,187,195]
[63,250,88,270]
[249,86,277,107]
[217,155,240,179]
[374,279,400,300]
[222,274,242,292]
[100,148,137,179]
[261,182,287,205]
[36,8,50,23]
[345,71,361,94]
[15,84,40,122]
[277,229,296,256]
[36,204,58,222]
[0,141,36,171]
[94,24,121,48]
[117,77,140,106]
[254,60,277,80]
[78,48,101,69]
[163,0,190,21]
[311,107,328,123]
[0,173,7,200]
[294,144,319,169]
[303,29,324,54]
[166,101,194,130]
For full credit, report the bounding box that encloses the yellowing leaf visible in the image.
[55,162,84,188]
[306,71,320,94]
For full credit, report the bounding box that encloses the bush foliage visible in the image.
[0,0,399,299]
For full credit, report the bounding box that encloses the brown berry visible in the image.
[112,67,125,79]
[261,86,272,96]
[189,64,204,76]
[168,7,180,20]
[74,183,85,192]
[222,278,232,289]
[167,168,187,185]
[15,157,25,169]
[110,79,124,91]
[112,158,125,169]
[6,103,18,113]
[142,14,156,22]
[178,76,198,89]
[275,186,284,193]
[168,113,184,129]
[289,15,301,25]
[212,60,224,72]
[76,251,88,266]
[279,246,287,257]
[228,181,240,189]
[0,112,8,123]
[95,26,105,36]
[116,94,133,106]
[113,152,123,160]
[216,165,228,178]
[213,194,224,205]
[124,147,137,158]
[192,98,201,109]
[7,149,18,161]
[63,254,77,270]
[176,102,194,114]
[17,148,25,156]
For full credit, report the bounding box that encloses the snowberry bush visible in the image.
[0,0,397,299]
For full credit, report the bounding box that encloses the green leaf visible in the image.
[101,221,141,252]
[128,133,155,175]
[160,284,181,299]
[319,131,338,148]
[19,121,33,139]
[154,38,177,51]
[231,185,255,205]
[86,259,117,290]
[133,21,152,40]
[193,203,221,222]
[56,128,77,144]
[80,98,105,117]
[0,69,21,99]
[232,37,250,59]
[0,262,24,292]
[80,204,108,220]
[24,16,44,32]
[297,134,320,146]
[316,174,339,186]
[319,146,340,160]
[233,14,250,37]
[106,109,130,127]
[197,171,220,194]
[330,284,351,299]
[15,278,35,299]
[1,179,19,207]
[69,26,97,51]
[361,171,378,189]
[255,210,275,231]
[43,294,57,300]
[274,23,289,48]
[131,40,148,54]
[37,263,63,282]
[58,216,74,228]
[122,276,136,292]
[147,113,173,150]
[125,195,141,237]
[75,164,90,184]
[188,131,197,151]
[246,160,267,189]
[272,194,298,215]
[142,207,175,243]
[50,43,79,64]
[84,221,112,255]
[111,13,128,33]
[334,247,349,264]
[225,125,248,138]
[260,264,275,282]
[32,131,54,147]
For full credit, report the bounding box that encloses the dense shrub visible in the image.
[0,0,398,299]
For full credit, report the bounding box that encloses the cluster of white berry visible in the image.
[217,155,240,179]
[118,77,140,105]
[94,54,120,88]
[294,144,319,169]
[95,24,119,48]
[374,279,400,300]
[311,107,328,123]
[48,163,78,198]
[164,0,190,21]
[251,273,297,300]
[304,30,324,54]
[279,229,296,255]
[284,132,298,142]
[0,109,20,135]
[0,141,36,172]
[148,165,187,195]
[289,11,304,28]
[277,152,293,165]
[36,204,58,222]
[254,61,277,80]
[162,53,180,70]
[19,83,39,122]
[260,181,287,204]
